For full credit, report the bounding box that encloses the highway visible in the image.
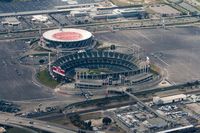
[0,82,197,133]
[0,122,37,133]
[0,113,76,133]
[0,16,199,41]
[0,8,91,17]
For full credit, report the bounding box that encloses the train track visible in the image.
[36,84,200,121]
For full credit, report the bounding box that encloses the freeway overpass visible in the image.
[0,113,76,133]
[0,122,37,133]
[0,8,89,18]
[0,9,68,17]
[123,91,175,123]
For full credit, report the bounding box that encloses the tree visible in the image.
[102,117,112,125]
[39,59,45,64]
[110,45,116,50]
[87,121,92,127]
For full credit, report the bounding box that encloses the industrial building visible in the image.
[1,17,20,26]
[32,15,48,22]
[115,7,146,18]
[89,7,146,20]
[70,10,89,17]
[144,118,168,129]
[153,94,187,105]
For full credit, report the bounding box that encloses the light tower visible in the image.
[162,17,166,29]
[146,56,150,73]
[39,24,42,35]
[48,52,51,72]
[59,24,63,32]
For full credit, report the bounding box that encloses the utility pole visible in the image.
[39,24,42,35]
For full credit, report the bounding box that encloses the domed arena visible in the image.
[42,28,94,50]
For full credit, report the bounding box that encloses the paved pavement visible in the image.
[96,26,200,83]
[0,113,76,133]
[0,40,53,100]
[0,0,97,13]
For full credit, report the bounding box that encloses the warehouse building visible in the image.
[153,94,187,105]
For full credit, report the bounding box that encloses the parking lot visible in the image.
[95,26,200,83]
[0,0,98,13]
[0,40,53,100]
[0,0,64,13]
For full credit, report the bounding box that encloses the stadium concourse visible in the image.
[41,28,94,50]
[50,50,158,89]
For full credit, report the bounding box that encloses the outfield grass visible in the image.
[88,68,111,75]
[37,69,59,88]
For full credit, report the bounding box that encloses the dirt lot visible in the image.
[49,111,126,133]
[149,4,180,15]
[186,103,200,114]
[49,117,79,130]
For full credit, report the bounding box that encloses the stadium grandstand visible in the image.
[50,50,157,89]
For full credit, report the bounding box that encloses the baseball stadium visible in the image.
[50,50,158,89]
[41,28,94,50]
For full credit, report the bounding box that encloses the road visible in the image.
[123,91,175,123]
[0,113,76,133]
[0,8,90,17]
[0,16,199,41]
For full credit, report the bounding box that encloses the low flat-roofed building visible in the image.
[90,10,119,20]
[67,0,78,5]
[134,113,147,121]
[32,15,48,22]
[70,10,89,17]
[2,17,20,26]
[153,94,187,105]
[145,118,168,129]
[115,7,146,18]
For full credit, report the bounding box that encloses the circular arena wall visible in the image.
[42,28,93,50]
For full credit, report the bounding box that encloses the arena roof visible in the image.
[43,28,92,42]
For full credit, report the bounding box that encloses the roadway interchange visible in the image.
[0,81,199,133]
[0,16,199,41]
[0,113,76,133]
